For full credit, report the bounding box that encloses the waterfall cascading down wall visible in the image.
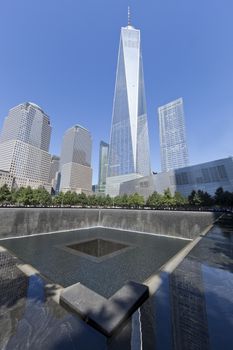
[0,208,221,240]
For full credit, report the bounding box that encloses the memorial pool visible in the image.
[1,210,232,349]
[2,227,188,298]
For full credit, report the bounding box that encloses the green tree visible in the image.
[228,192,233,207]
[104,194,113,207]
[174,191,187,207]
[113,194,129,208]
[162,188,175,207]
[193,192,202,206]
[52,192,65,206]
[113,195,122,207]
[121,194,129,208]
[146,191,163,208]
[197,190,213,207]
[215,187,225,206]
[0,184,11,203]
[189,190,214,207]
[62,191,79,206]
[188,190,197,206]
[77,193,88,207]
[219,190,233,207]
[33,187,52,206]
[128,193,144,208]
[99,194,112,207]
[69,191,79,205]
[188,190,202,206]
[88,195,99,207]
[15,186,34,206]
[94,194,105,207]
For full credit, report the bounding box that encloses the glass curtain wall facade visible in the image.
[60,125,92,194]
[158,98,189,172]
[0,102,51,151]
[49,155,60,191]
[60,125,91,168]
[98,141,109,193]
[108,24,151,179]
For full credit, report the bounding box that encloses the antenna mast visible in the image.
[128,6,131,26]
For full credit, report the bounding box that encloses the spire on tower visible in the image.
[128,6,131,26]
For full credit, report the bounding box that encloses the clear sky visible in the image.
[0,0,232,184]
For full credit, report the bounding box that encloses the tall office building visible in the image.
[49,155,60,191]
[98,141,109,193]
[0,102,52,190]
[60,125,92,194]
[158,98,189,172]
[106,13,151,196]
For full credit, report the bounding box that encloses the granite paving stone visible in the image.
[60,281,149,337]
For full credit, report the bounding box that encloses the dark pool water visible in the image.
[2,227,188,298]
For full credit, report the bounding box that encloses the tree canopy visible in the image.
[0,185,232,209]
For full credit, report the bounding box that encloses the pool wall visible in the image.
[99,209,220,239]
[0,208,220,240]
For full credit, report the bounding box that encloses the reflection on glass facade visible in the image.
[108,24,151,178]
[158,98,189,172]
[98,141,109,193]
[60,125,91,168]
[0,102,51,152]
[49,155,60,191]
[60,125,92,194]
[170,258,210,350]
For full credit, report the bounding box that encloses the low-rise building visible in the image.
[120,157,233,198]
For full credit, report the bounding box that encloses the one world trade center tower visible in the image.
[106,10,151,196]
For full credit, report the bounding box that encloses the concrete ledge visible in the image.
[60,283,106,319]
[60,281,149,337]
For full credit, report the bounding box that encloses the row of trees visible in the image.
[0,184,233,209]
[147,188,233,208]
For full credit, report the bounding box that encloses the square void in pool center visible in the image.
[67,238,129,258]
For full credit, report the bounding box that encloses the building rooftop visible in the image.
[64,124,91,135]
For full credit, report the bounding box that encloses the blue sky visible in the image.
[0,0,232,184]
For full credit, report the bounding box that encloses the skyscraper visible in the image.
[0,102,52,190]
[106,13,151,196]
[158,98,189,172]
[60,125,92,194]
[49,155,60,191]
[98,141,109,193]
